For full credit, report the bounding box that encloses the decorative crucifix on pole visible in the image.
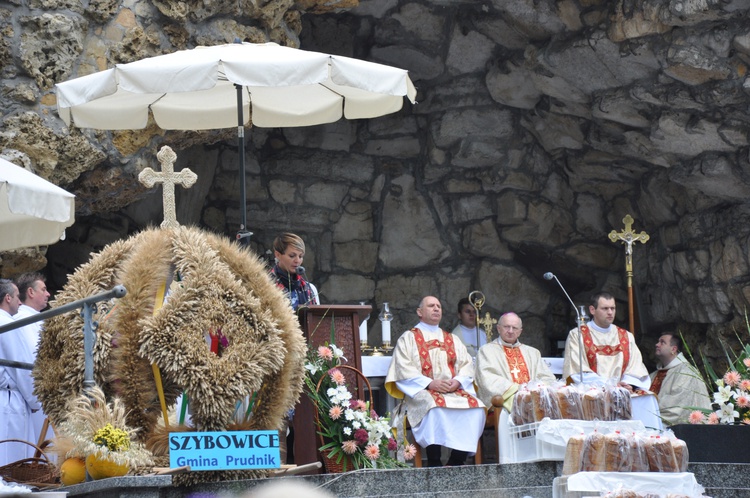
[138,145,198,228]
[608,214,649,335]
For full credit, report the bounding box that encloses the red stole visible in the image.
[650,369,668,394]
[412,328,479,408]
[503,345,530,384]
[580,325,630,375]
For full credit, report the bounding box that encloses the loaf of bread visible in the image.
[645,435,678,472]
[608,385,632,420]
[671,438,689,472]
[557,385,584,420]
[604,431,631,471]
[562,433,585,475]
[531,384,562,421]
[581,431,606,471]
[628,433,649,472]
[582,387,607,421]
[511,388,534,426]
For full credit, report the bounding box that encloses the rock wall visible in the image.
[3,0,750,370]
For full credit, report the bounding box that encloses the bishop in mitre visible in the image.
[475,312,555,411]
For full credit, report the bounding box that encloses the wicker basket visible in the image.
[314,365,374,474]
[0,439,60,488]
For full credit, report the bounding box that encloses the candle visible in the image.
[382,320,391,343]
[359,318,368,343]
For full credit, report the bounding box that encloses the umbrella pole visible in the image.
[236,83,252,245]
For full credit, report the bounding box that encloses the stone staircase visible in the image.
[61,462,750,498]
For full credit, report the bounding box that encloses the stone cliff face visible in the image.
[2,0,750,368]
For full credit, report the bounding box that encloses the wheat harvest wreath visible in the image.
[33,226,307,485]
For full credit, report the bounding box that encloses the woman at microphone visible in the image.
[270,232,319,311]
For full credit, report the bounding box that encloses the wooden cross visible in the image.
[138,146,198,228]
[608,214,649,334]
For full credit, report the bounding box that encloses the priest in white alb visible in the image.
[563,292,649,390]
[0,279,41,466]
[386,296,486,467]
[476,312,555,411]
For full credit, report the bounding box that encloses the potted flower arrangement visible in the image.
[671,327,750,462]
[303,343,415,472]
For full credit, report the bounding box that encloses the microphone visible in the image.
[544,272,586,384]
[296,266,305,276]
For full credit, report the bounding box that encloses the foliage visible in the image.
[303,343,413,470]
[686,317,750,425]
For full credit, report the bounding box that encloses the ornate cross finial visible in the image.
[608,214,650,271]
[477,311,497,342]
[138,146,198,228]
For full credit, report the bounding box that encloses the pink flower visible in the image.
[688,411,705,424]
[330,369,346,385]
[387,438,398,451]
[329,405,343,420]
[724,370,741,387]
[356,400,368,411]
[364,444,380,460]
[370,409,379,420]
[402,444,417,461]
[737,395,750,409]
[342,440,358,455]
[744,358,750,368]
[707,412,720,425]
[740,379,750,392]
[354,428,369,445]
[317,346,333,361]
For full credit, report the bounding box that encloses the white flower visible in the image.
[714,384,735,404]
[305,363,319,375]
[343,427,352,436]
[718,402,739,424]
[332,345,346,361]
[352,421,361,429]
[345,409,355,421]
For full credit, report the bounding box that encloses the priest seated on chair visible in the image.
[475,312,556,412]
[385,296,486,467]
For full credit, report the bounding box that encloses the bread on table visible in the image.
[530,383,562,421]
[557,385,584,420]
[581,431,606,472]
[562,433,585,475]
[645,435,678,472]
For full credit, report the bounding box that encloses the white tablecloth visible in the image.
[361,355,392,377]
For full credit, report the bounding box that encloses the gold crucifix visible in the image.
[138,145,198,228]
[477,311,497,343]
[608,214,649,334]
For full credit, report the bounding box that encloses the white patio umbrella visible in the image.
[55,41,417,239]
[0,158,75,251]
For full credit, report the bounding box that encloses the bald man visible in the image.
[476,312,555,411]
[386,296,486,467]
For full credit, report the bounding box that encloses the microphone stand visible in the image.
[545,273,586,384]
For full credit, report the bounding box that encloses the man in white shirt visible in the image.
[451,297,486,358]
[0,279,41,466]
[563,292,649,391]
[14,272,52,450]
[386,296,486,466]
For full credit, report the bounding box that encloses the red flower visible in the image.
[387,438,398,451]
[354,428,369,445]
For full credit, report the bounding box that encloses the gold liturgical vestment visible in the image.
[476,340,556,409]
[386,327,484,427]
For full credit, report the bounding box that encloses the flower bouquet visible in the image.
[686,326,750,425]
[303,343,414,471]
[54,387,153,482]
